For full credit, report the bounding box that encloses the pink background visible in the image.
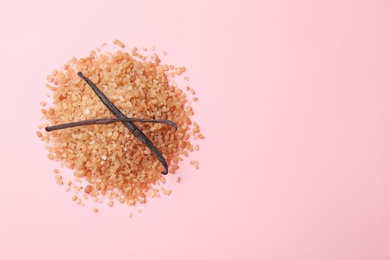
[1,0,390,259]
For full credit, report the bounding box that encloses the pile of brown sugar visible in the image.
[37,40,203,208]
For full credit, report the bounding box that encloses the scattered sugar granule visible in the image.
[113,39,125,48]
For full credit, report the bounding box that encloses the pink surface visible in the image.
[1,0,390,259]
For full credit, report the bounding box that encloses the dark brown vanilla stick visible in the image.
[45,117,177,132]
[77,72,170,175]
